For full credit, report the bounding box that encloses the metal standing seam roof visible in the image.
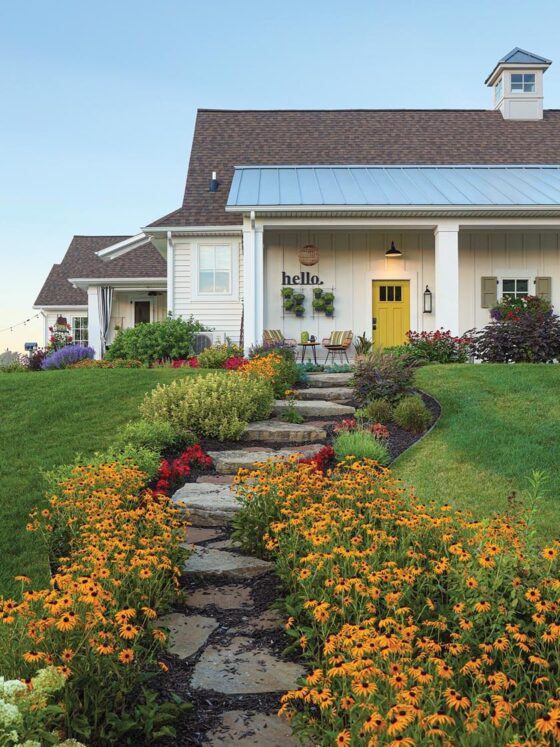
[226,165,560,209]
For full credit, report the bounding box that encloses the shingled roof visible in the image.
[34,235,166,307]
[148,108,560,228]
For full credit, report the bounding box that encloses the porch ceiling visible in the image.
[226,165,560,210]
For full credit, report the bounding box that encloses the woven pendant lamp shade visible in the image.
[297,244,319,266]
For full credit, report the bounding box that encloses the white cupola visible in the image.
[485,47,551,120]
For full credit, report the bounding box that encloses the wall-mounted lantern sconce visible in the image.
[385,241,402,258]
[423,285,433,314]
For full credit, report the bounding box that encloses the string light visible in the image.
[0,313,41,335]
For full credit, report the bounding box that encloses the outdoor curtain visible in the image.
[98,286,114,356]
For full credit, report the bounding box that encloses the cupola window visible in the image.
[511,73,536,93]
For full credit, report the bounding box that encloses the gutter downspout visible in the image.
[167,230,174,316]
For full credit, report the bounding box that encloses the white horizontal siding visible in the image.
[173,238,243,343]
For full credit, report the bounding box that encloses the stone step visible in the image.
[183,546,273,579]
[173,483,239,526]
[305,371,353,387]
[187,584,253,611]
[296,386,354,402]
[207,444,324,474]
[243,419,327,444]
[190,636,305,695]
[159,612,218,659]
[273,399,355,417]
[203,710,301,746]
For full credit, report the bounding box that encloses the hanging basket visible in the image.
[297,244,319,267]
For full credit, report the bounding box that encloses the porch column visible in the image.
[242,218,263,354]
[434,222,460,335]
[166,231,174,316]
[87,286,102,359]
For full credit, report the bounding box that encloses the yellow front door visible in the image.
[372,280,410,348]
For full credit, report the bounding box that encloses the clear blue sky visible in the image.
[2,0,560,351]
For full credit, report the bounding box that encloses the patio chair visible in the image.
[263,329,297,348]
[322,330,353,365]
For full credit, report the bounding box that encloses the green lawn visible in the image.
[0,368,205,597]
[394,364,560,540]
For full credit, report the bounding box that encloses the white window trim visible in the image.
[510,72,536,94]
[191,239,239,302]
[497,271,536,300]
[70,315,89,346]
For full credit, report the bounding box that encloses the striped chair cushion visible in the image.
[264,329,284,342]
[328,330,352,346]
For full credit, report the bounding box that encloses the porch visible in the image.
[244,220,560,354]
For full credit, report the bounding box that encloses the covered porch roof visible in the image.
[226,165,560,216]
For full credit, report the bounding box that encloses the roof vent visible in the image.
[209,171,219,192]
[485,47,552,120]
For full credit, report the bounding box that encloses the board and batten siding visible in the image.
[172,237,244,343]
[264,230,436,341]
[459,230,560,331]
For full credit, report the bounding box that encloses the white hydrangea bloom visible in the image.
[0,698,22,728]
[31,666,66,695]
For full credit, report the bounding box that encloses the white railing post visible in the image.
[87,286,102,359]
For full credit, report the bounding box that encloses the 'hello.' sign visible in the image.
[282,271,324,286]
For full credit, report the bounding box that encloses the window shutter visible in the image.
[481,276,498,308]
[535,276,552,302]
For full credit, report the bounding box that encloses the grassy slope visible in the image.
[0,368,204,597]
[394,364,560,540]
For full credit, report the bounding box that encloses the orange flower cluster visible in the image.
[235,458,560,747]
[0,461,188,742]
[238,352,298,398]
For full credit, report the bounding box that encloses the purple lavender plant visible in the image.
[41,345,95,370]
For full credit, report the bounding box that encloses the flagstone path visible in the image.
[164,373,355,745]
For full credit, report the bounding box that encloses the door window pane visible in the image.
[380,286,386,301]
[395,286,402,302]
[388,286,394,301]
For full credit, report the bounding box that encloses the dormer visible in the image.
[485,48,551,120]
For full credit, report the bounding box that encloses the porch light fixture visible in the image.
[423,285,433,314]
[297,244,320,266]
[385,241,402,258]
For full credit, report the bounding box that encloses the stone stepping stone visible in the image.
[208,444,323,474]
[184,546,272,579]
[207,537,241,550]
[243,420,327,444]
[186,527,223,544]
[196,474,235,485]
[159,613,218,659]
[173,483,239,526]
[190,636,305,694]
[273,399,355,417]
[296,386,354,402]
[202,710,300,747]
[305,371,353,387]
[187,584,253,610]
[234,607,284,634]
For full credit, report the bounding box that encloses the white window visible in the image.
[511,73,535,93]
[502,278,529,300]
[198,245,232,294]
[72,317,88,346]
[495,77,503,102]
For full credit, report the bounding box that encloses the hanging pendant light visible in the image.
[385,241,402,258]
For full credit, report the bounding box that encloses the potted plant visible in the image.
[295,304,305,317]
[284,298,295,312]
[313,288,324,299]
[281,287,294,299]
[312,297,326,311]
[325,304,334,317]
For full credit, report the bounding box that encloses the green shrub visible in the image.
[358,398,393,424]
[197,342,243,369]
[353,348,417,404]
[140,372,274,441]
[333,430,390,464]
[114,419,195,454]
[106,316,206,364]
[393,394,432,433]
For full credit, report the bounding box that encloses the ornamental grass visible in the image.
[0,460,189,744]
[234,458,560,746]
